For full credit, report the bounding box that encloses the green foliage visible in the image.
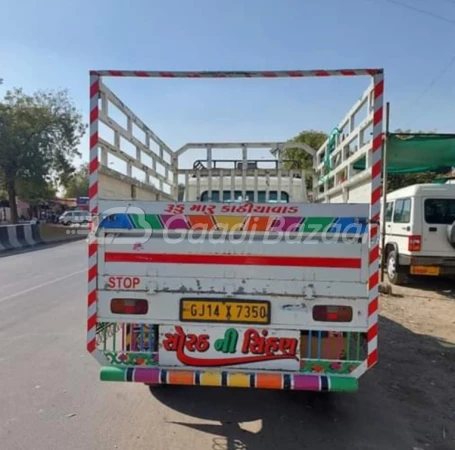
[16,178,56,204]
[282,130,328,170]
[387,170,450,193]
[64,163,89,198]
[0,87,86,222]
[0,172,6,200]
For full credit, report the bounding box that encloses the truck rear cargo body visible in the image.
[87,69,384,392]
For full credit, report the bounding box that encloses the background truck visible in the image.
[87,68,384,393]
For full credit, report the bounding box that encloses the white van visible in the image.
[382,184,455,284]
[58,210,91,226]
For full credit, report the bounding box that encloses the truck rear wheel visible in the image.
[386,249,406,285]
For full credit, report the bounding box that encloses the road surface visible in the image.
[0,241,453,450]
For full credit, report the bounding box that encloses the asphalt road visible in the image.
[0,241,435,450]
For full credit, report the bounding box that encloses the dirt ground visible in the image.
[376,276,455,450]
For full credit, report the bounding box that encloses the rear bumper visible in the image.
[400,254,455,275]
[100,366,358,392]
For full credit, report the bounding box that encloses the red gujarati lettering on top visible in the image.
[220,204,299,215]
[189,204,216,215]
[164,203,185,215]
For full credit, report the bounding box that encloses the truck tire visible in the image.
[386,249,406,285]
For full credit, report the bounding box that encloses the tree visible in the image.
[0,88,86,223]
[64,163,89,198]
[387,170,451,193]
[281,130,328,170]
[17,178,56,203]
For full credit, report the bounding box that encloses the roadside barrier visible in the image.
[0,223,85,254]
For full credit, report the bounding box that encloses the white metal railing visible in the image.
[96,82,317,203]
[314,82,375,202]
[96,77,374,205]
[98,81,177,198]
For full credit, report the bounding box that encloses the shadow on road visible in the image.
[149,315,455,450]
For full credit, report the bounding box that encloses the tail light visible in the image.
[111,299,148,315]
[313,305,353,322]
[408,235,421,252]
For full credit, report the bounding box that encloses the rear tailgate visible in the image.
[92,200,371,378]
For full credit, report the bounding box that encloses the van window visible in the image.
[385,202,394,222]
[393,198,411,223]
[200,190,289,203]
[424,198,455,225]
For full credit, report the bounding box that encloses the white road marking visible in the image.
[0,268,86,304]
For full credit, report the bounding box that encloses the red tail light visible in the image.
[408,235,421,252]
[111,299,148,315]
[313,305,353,322]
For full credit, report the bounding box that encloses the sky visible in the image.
[1,0,454,180]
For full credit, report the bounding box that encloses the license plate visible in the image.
[410,265,440,276]
[180,299,271,324]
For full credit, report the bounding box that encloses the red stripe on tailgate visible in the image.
[104,252,361,269]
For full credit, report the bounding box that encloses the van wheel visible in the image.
[386,250,406,285]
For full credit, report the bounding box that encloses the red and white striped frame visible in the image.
[87,73,107,364]
[87,69,384,372]
[366,72,384,370]
[89,69,382,78]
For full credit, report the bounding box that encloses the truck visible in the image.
[87,68,384,393]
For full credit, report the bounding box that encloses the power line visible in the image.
[411,54,455,105]
[405,54,455,124]
[382,0,455,25]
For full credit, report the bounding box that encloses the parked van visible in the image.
[58,210,90,226]
[382,184,455,284]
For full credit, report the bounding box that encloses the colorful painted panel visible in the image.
[300,360,361,375]
[105,351,158,366]
[100,366,359,392]
[99,213,367,234]
[97,322,367,378]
